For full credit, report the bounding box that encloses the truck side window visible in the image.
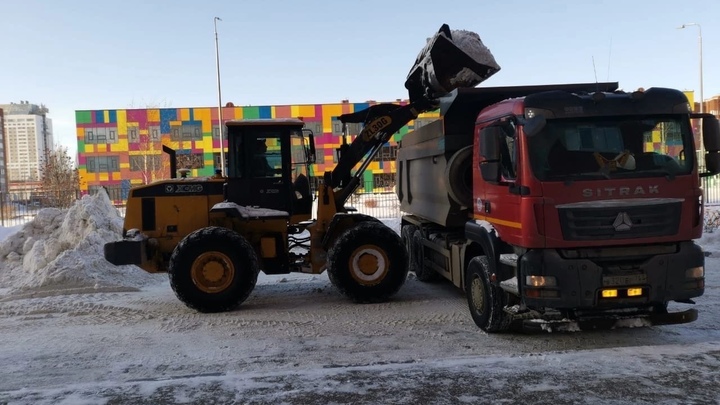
[500,120,517,179]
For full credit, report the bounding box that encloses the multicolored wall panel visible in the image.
[76,101,439,196]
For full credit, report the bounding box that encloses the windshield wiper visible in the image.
[561,171,610,185]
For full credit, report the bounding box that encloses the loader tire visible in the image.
[412,230,441,282]
[169,226,259,313]
[465,256,510,333]
[401,224,419,275]
[328,221,408,303]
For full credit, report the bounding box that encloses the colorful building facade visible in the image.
[75,101,439,198]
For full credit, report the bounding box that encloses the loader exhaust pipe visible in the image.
[405,24,500,103]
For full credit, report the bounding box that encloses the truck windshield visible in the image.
[527,115,695,181]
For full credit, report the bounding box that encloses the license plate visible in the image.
[602,274,647,287]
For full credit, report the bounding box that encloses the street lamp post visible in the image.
[678,23,704,114]
[214,17,225,175]
[678,22,704,164]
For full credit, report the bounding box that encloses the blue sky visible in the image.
[1,0,718,157]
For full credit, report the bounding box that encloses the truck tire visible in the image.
[168,226,259,313]
[412,230,441,282]
[328,221,408,303]
[401,224,419,274]
[465,256,510,332]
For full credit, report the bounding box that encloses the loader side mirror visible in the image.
[479,126,502,183]
[307,132,317,164]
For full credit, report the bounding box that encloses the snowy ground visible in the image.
[1,196,720,404]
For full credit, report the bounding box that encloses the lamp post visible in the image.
[678,22,704,165]
[678,23,704,114]
[214,17,225,175]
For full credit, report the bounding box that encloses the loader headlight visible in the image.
[685,266,704,278]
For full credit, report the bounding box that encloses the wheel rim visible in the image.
[191,251,235,293]
[470,275,485,315]
[348,244,390,286]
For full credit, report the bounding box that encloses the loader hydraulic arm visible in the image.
[328,100,435,208]
[326,23,502,209]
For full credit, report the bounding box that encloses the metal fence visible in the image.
[702,176,720,205]
[5,179,720,228]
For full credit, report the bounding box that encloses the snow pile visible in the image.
[0,190,159,295]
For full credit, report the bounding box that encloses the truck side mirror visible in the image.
[702,116,720,152]
[479,126,502,183]
[700,116,720,176]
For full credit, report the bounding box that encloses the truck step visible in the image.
[499,253,518,267]
[499,276,518,294]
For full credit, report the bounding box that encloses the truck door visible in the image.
[478,118,522,240]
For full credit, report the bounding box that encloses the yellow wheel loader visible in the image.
[103,24,500,312]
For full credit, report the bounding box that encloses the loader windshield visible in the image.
[527,115,695,181]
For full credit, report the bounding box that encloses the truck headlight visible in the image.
[525,275,557,287]
[685,266,704,278]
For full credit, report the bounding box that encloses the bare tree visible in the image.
[133,133,169,184]
[40,146,79,208]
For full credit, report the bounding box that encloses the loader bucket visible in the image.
[405,24,501,103]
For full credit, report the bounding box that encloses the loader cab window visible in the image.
[226,127,285,179]
[252,135,282,178]
[290,129,311,180]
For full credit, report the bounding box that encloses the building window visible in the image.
[303,121,323,136]
[413,117,436,129]
[171,126,180,141]
[129,155,163,172]
[177,152,204,169]
[372,145,397,162]
[109,130,116,141]
[213,152,224,168]
[373,173,395,189]
[212,125,223,139]
[332,120,343,135]
[128,127,139,142]
[86,156,119,173]
[149,126,160,141]
[85,130,94,142]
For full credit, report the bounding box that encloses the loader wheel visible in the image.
[168,226,259,313]
[328,221,408,303]
[412,230,441,282]
[401,225,419,274]
[465,256,510,333]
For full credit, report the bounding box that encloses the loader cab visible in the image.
[224,119,316,220]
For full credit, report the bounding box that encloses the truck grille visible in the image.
[558,202,681,241]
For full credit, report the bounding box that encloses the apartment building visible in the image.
[0,102,53,191]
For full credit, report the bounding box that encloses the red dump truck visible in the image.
[396,82,720,332]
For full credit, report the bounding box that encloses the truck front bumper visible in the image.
[518,241,704,310]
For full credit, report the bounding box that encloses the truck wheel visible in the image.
[465,256,510,332]
[412,230,441,282]
[328,221,408,303]
[168,226,259,313]
[401,225,419,274]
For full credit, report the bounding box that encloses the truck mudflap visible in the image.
[511,308,698,333]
